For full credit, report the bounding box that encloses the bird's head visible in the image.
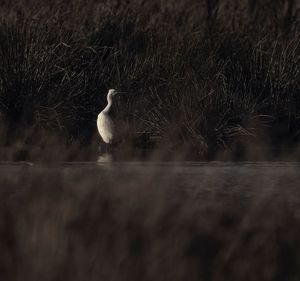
[107,89,119,103]
[107,88,127,103]
[108,89,118,96]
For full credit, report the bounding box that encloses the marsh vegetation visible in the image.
[0,2,300,279]
[0,0,299,160]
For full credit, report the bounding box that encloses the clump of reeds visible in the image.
[0,0,299,159]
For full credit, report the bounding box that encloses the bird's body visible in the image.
[97,89,118,146]
[97,111,114,144]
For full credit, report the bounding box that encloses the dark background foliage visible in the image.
[0,0,299,159]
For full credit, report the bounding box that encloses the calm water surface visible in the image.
[1,161,300,187]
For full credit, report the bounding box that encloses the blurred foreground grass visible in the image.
[0,163,300,281]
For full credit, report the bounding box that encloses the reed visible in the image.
[0,0,299,159]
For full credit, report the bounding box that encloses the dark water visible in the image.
[1,161,300,195]
[2,161,300,177]
[1,161,300,206]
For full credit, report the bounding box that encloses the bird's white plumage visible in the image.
[97,111,114,144]
[97,89,118,144]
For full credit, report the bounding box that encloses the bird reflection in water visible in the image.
[97,152,112,163]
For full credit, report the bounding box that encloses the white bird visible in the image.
[97,89,119,151]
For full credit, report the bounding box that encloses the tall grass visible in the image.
[0,0,299,159]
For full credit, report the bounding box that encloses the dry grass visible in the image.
[0,0,299,159]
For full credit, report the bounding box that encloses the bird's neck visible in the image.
[102,99,112,113]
